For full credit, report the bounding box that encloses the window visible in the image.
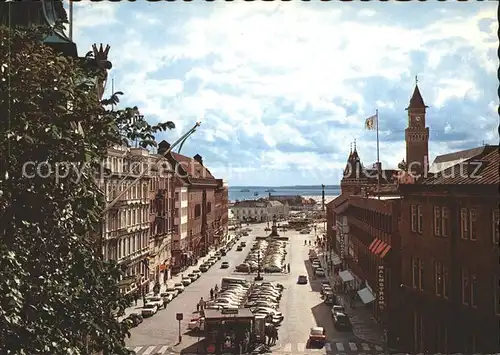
[411,205,417,232]
[175,192,179,201]
[493,210,500,245]
[469,209,477,241]
[411,257,418,288]
[417,205,423,233]
[495,277,500,315]
[461,269,469,305]
[443,265,449,299]
[460,208,469,239]
[434,206,441,236]
[194,204,201,218]
[418,259,424,290]
[435,261,443,296]
[441,207,448,236]
[207,202,212,214]
[470,274,477,307]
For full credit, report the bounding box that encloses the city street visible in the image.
[126,222,385,355]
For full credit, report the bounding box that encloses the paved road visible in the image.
[124,230,256,351]
[126,222,386,355]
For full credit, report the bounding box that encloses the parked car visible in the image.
[240,242,247,247]
[308,327,326,346]
[315,268,325,277]
[193,269,202,277]
[187,273,198,282]
[297,275,308,284]
[126,313,143,327]
[146,296,164,309]
[236,246,243,251]
[181,277,192,286]
[174,283,185,293]
[333,312,351,330]
[165,287,179,298]
[187,316,205,332]
[331,305,345,317]
[159,292,173,304]
[141,304,157,317]
[200,264,209,272]
[221,261,229,269]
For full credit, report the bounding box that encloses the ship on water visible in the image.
[240,189,250,192]
[265,188,276,192]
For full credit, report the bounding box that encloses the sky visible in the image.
[69,1,498,186]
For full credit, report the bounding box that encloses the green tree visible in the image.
[0,26,174,355]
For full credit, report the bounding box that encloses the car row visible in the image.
[236,240,287,273]
[246,282,285,326]
[309,249,325,277]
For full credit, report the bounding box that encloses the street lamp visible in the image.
[255,251,263,281]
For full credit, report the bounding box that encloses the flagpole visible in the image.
[376,109,380,198]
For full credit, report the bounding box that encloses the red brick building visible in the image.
[396,145,499,354]
[214,181,229,247]
[158,141,226,262]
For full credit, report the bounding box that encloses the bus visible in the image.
[221,277,248,290]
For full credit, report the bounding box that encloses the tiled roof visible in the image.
[171,152,214,180]
[423,146,499,185]
[233,200,269,208]
[429,146,488,174]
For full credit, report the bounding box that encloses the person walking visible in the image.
[163,298,168,310]
[210,288,214,300]
[287,263,290,273]
[199,297,205,311]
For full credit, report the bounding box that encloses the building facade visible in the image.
[232,200,288,222]
[396,145,499,354]
[101,145,152,295]
[157,141,227,271]
[214,181,229,246]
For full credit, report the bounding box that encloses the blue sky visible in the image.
[69,1,498,186]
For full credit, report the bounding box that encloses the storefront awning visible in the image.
[357,287,375,304]
[332,255,342,266]
[339,270,354,282]
[368,238,391,258]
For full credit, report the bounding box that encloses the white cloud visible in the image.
[72,2,497,185]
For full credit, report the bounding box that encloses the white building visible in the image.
[173,186,189,257]
[232,200,289,222]
[100,145,151,295]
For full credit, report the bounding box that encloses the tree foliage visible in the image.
[0,26,174,355]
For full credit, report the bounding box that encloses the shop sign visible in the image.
[378,265,385,311]
[339,234,345,259]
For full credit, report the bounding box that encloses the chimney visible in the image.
[193,154,203,165]
[158,140,170,156]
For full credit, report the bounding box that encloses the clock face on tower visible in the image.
[415,116,421,122]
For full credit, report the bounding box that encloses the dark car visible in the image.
[199,264,209,272]
[221,261,229,269]
[297,275,308,284]
[126,313,143,327]
[333,312,351,330]
[236,246,243,251]
[220,249,227,256]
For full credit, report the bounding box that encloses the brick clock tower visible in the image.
[405,80,429,178]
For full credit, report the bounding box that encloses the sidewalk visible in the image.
[315,249,385,346]
[121,235,235,320]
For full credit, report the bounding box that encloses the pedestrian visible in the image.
[196,303,200,312]
[134,292,138,306]
[199,297,205,311]
[163,299,168,310]
[287,263,290,273]
[210,288,214,300]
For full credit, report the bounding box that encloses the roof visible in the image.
[204,308,254,320]
[268,200,283,207]
[406,84,427,110]
[423,146,499,185]
[233,200,269,208]
[171,152,214,179]
[429,145,489,174]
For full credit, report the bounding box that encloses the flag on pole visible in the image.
[365,114,377,130]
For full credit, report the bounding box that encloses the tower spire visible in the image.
[353,138,357,152]
[415,75,418,85]
[350,142,353,153]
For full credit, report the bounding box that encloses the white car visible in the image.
[141,304,158,317]
[159,292,173,303]
[174,283,185,293]
[181,277,192,286]
[187,317,205,332]
[331,305,345,317]
[315,268,326,277]
[165,287,179,298]
[146,296,164,308]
